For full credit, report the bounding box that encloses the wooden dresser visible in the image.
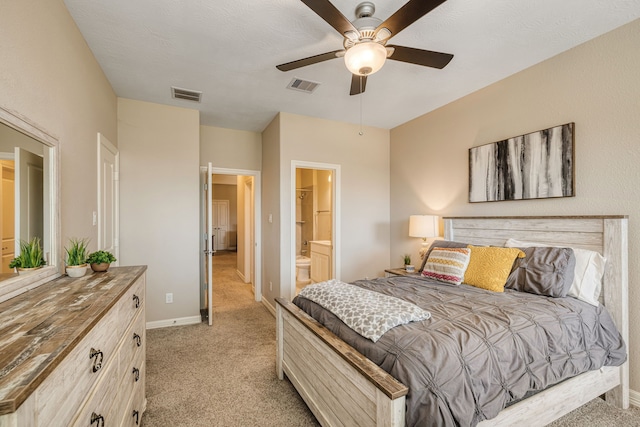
[0,266,147,427]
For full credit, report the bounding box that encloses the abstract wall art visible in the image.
[469,123,574,202]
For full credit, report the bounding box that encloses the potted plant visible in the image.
[86,250,117,272]
[403,254,415,272]
[9,237,46,273]
[65,237,89,278]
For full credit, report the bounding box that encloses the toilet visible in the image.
[296,255,311,284]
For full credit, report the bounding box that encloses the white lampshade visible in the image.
[409,215,439,239]
[344,41,387,76]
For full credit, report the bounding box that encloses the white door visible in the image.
[14,147,43,244]
[206,164,213,325]
[97,134,119,260]
[212,200,229,251]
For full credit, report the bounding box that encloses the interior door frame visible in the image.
[200,166,262,302]
[289,161,341,300]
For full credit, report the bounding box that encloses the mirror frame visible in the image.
[0,105,61,303]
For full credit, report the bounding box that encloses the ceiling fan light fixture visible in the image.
[344,41,387,76]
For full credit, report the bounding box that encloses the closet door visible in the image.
[212,200,229,251]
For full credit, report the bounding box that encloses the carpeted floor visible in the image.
[142,251,639,426]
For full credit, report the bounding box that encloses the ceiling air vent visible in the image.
[171,86,202,102]
[286,78,320,94]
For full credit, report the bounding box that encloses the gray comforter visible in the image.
[293,275,626,427]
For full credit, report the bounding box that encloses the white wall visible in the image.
[118,98,200,323]
[261,112,390,306]
[390,19,640,398]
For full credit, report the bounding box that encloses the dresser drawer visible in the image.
[118,361,146,427]
[114,276,145,338]
[35,305,122,426]
[111,313,145,425]
[69,355,120,427]
[118,308,145,379]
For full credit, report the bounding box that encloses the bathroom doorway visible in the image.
[291,162,340,296]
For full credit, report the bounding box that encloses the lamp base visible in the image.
[419,241,430,260]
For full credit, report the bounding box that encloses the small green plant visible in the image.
[65,238,90,266]
[403,254,411,265]
[86,250,116,265]
[9,237,46,269]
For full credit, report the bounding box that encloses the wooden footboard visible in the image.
[277,216,629,426]
[276,298,408,427]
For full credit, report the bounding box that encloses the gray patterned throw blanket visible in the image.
[294,275,626,427]
[297,280,431,342]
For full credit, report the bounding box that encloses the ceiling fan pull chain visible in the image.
[359,77,364,136]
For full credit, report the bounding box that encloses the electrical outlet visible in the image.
[269,281,273,291]
[165,293,173,304]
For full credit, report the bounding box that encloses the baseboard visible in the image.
[630,388,640,408]
[236,269,248,283]
[146,315,201,330]
[262,298,276,317]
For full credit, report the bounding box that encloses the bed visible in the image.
[275,216,629,426]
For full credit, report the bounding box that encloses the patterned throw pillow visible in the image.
[463,245,526,292]
[421,247,472,285]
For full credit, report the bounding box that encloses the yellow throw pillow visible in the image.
[463,246,525,292]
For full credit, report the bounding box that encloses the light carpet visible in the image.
[142,251,639,426]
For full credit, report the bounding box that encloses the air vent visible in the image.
[171,86,202,102]
[286,78,320,94]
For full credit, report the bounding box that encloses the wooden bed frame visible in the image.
[276,216,629,427]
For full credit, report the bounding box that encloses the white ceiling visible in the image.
[63,0,640,132]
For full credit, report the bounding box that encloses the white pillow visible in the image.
[504,238,606,306]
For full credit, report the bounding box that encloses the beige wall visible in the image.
[118,98,200,323]
[0,0,117,252]
[200,125,262,170]
[262,112,390,306]
[236,175,254,283]
[261,114,281,305]
[390,19,640,395]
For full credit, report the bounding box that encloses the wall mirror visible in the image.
[0,106,60,303]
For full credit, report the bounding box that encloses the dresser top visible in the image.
[0,266,147,415]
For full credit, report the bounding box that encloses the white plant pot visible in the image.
[66,264,88,278]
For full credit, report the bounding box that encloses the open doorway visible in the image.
[199,167,261,324]
[290,161,340,298]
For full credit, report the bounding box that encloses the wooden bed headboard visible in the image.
[444,215,629,408]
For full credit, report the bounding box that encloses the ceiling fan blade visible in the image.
[301,0,358,36]
[387,45,453,69]
[350,74,367,96]
[276,50,344,72]
[375,0,447,39]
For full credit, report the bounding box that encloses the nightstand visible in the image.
[384,267,422,278]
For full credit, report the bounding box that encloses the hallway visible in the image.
[142,251,319,426]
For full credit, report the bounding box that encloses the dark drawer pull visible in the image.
[133,333,142,347]
[90,348,103,373]
[133,294,140,308]
[132,409,139,425]
[132,367,140,382]
[91,412,104,427]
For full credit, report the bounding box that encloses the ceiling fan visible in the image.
[276,0,454,95]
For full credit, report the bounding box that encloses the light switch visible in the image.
[92,211,97,226]
[268,214,273,223]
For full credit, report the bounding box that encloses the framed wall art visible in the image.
[469,122,574,203]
